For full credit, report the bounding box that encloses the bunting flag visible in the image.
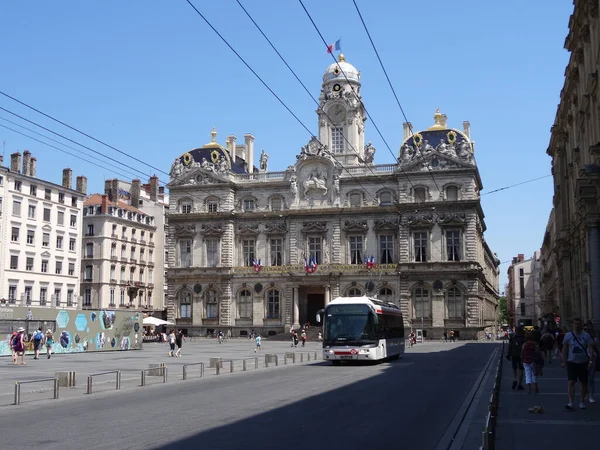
[304,256,318,274]
[327,39,342,54]
[252,258,262,273]
[364,255,375,270]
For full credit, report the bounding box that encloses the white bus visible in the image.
[316,296,405,364]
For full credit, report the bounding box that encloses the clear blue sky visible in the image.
[0,0,573,291]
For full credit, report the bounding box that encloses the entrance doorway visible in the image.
[304,293,324,327]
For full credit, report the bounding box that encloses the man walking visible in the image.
[561,318,596,410]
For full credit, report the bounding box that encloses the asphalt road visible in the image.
[0,341,496,450]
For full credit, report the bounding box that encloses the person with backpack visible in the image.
[561,318,596,410]
[32,327,44,359]
[11,327,26,365]
[45,329,54,359]
[521,331,542,394]
[541,330,555,364]
[507,326,526,390]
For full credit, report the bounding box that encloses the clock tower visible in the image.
[318,54,367,166]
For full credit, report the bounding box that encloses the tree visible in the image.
[498,296,508,325]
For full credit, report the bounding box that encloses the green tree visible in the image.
[498,296,507,324]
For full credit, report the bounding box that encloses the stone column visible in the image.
[324,285,331,306]
[293,287,300,328]
[589,224,600,338]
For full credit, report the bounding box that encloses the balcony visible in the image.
[149,241,155,247]
[140,239,147,245]
[121,235,127,241]
[130,258,137,263]
[147,283,154,289]
[139,259,146,265]
[121,256,128,262]
[84,233,95,237]
[111,233,118,239]
[110,255,118,261]
[131,238,138,243]
[110,278,117,283]
[134,281,145,287]
[148,261,155,267]
[84,254,94,259]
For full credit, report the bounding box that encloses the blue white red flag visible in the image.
[327,39,342,54]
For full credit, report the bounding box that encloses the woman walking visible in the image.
[521,331,541,394]
[45,329,54,359]
[12,327,26,365]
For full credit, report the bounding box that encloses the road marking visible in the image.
[499,419,600,426]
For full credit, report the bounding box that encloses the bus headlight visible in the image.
[359,349,370,354]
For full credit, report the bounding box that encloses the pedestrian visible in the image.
[561,317,596,410]
[254,334,262,352]
[521,331,541,394]
[174,330,185,357]
[168,329,176,357]
[301,330,307,347]
[583,322,598,403]
[12,327,26,365]
[507,326,526,391]
[45,330,54,359]
[32,327,44,359]
[541,329,555,364]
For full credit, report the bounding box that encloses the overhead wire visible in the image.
[481,175,552,196]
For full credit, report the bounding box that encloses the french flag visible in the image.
[327,39,342,54]
[252,258,262,268]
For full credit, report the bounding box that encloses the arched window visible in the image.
[179,290,192,318]
[267,289,280,318]
[379,287,393,304]
[239,289,252,318]
[446,286,463,318]
[205,290,218,319]
[379,191,393,206]
[413,287,430,318]
[445,186,458,201]
[348,287,362,297]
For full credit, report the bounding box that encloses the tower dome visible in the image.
[322,54,360,85]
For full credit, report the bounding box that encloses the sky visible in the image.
[0,0,573,291]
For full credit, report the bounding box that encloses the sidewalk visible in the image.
[495,356,600,449]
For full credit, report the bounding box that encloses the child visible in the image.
[254,334,262,352]
[45,330,54,359]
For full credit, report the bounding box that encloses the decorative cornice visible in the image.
[342,220,368,233]
[301,221,327,234]
[200,224,224,236]
[174,224,196,237]
[438,213,467,226]
[264,223,287,234]
[237,224,260,236]
[405,213,435,228]
[373,219,398,231]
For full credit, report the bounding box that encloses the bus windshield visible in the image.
[323,304,377,346]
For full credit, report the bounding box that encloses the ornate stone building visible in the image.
[165,55,500,339]
[543,0,600,333]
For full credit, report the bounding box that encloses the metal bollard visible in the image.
[255,357,258,369]
[163,367,168,383]
[116,371,121,390]
[54,379,59,399]
[216,364,220,375]
[14,383,19,406]
[141,371,146,386]
[243,359,247,371]
[308,352,311,361]
[87,376,93,394]
[300,353,303,362]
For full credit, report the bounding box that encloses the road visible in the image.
[0,341,497,450]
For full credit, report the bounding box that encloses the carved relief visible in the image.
[301,221,327,233]
[200,224,224,236]
[438,213,467,226]
[405,214,435,227]
[373,219,398,231]
[264,223,287,234]
[343,220,368,233]
[302,169,328,199]
[174,224,196,236]
[237,224,260,236]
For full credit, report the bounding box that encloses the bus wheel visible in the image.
[331,360,341,366]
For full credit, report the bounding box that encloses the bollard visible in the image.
[255,357,258,369]
[87,376,92,394]
[14,383,18,406]
[243,359,247,371]
[216,364,220,375]
[182,362,204,380]
[300,353,303,363]
[308,352,311,361]
[54,379,59,399]
[141,370,146,386]
[163,367,168,383]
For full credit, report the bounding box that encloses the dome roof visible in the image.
[322,54,360,84]
[400,109,471,151]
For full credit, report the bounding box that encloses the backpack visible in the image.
[12,334,20,347]
[33,331,43,341]
[509,335,525,358]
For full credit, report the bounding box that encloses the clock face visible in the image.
[333,83,341,92]
[330,104,346,123]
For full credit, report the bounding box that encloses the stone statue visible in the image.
[201,157,210,169]
[333,174,340,197]
[290,175,298,197]
[259,150,268,171]
[170,158,184,178]
[422,140,434,154]
[303,170,328,198]
[364,142,376,164]
[456,141,471,159]
[218,156,228,174]
[437,139,448,154]
[399,143,414,163]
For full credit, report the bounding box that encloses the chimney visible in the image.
[76,175,87,194]
[104,180,112,196]
[0,154,3,166]
[402,122,412,140]
[101,194,109,214]
[463,121,471,139]
[228,135,239,159]
[518,253,524,262]
[149,175,159,202]
[105,179,119,203]
[440,114,448,128]
[10,152,21,173]
[30,157,36,177]
[244,134,254,173]
[22,150,31,176]
[131,179,141,208]
[62,168,73,189]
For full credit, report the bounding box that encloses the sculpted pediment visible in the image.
[343,220,368,233]
[237,223,260,236]
[169,168,228,187]
[373,219,398,231]
[200,224,224,236]
[438,213,467,226]
[405,213,435,228]
[174,224,196,237]
[301,221,327,234]
[398,139,475,172]
[264,223,287,234]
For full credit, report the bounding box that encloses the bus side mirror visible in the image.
[316,309,324,324]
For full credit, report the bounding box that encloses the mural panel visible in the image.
[0,306,143,356]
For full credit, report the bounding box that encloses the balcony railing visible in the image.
[111,233,118,239]
[131,238,138,243]
[148,261,155,267]
[130,258,137,263]
[110,255,118,261]
[121,256,128,262]
[110,278,117,283]
[140,239,147,245]
[147,283,154,288]
[149,242,155,247]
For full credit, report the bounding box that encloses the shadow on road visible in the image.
[154,343,497,450]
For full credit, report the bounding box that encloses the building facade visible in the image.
[165,55,500,339]
[0,151,86,308]
[507,252,542,328]
[544,0,600,333]
[80,179,160,313]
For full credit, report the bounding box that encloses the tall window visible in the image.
[68,263,75,276]
[8,285,17,303]
[25,286,32,304]
[121,245,127,258]
[41,259,49,273]
[55,261,62,274]
[349,236,363,264]
[120,267,126,282]
[180,200,192,214]
[206,239,219,267]
[120,289,125,306]
[56,235,63,249]
[57,211,64,225]
[270,238,283,266]
[43,233,50,247]
[111,243,116,258]
[348,287,362,297]
[84,289,92,306]
[520,302,526,316]
[179,291,192,318]
[414,231,428,262]
[267,289,280,318]
[446,230,461,261]
[86,243,94,258]
[447,287,463,318]
[239,289,252,318]
[67,289,74,307]
[379,191,393,206]
[110,265,116,280]
[84,265,92,281]
[243,199,255,211]
[179,240,192,267]
[378,287,393,304]
[26,257,34,271]
[11,226,19,242]
[446,186,458,201]
[519,268,525,298]
[43,208,51,222]
[40,287,47,306]
[207,200,218,212]
[414,287,430,318]
[27,230,34,244]
[10,255,18,270]
[331,127,344,153]
[12,200,21,216]
[54,289,61,306]
[109,289,115,306]
[308,236,322,264]
[413,187,427,202]
[379,235,394,264]
[28,204,36,218]
[87,224,94,236]
[69,238,76,251]
[205,290,218,319]
[242,239,255,266]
